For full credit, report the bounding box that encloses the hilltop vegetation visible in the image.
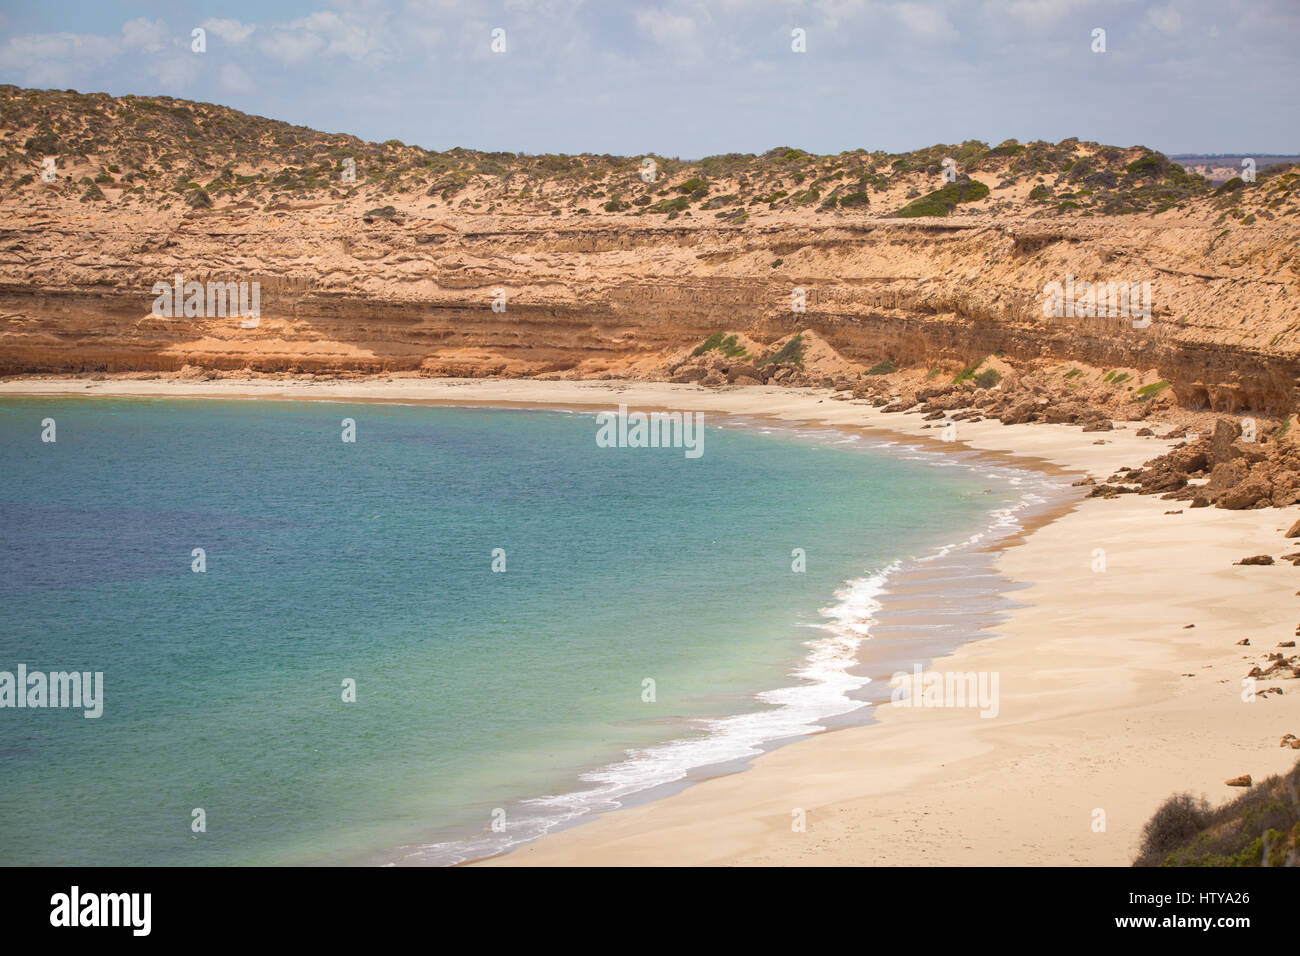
[5,85,1292,221]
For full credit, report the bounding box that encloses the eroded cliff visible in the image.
[1,86,1298,416]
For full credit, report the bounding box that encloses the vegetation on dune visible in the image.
[895,179,991,217]
[1133,380,1171,401]
[953,357,1000,386]
[756,334,806,368]
[692,332,749,359]
[1134,759,1300,866]
[2,86,1268,220]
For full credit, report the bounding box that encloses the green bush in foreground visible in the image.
[1134,758,1300,866]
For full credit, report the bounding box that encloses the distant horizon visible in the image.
[1,1,1296,159]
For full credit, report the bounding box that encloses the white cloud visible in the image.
[634,9,702,48]
[258,29,327,65]
[121,17,169,53]
[0,31,118,86]
[0,17,181,87]
[257,11,389,66]
[889,2,958,40]
[203,19,256,46]
[1147,4,1183,35]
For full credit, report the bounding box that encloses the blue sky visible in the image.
[0,1,1295,158]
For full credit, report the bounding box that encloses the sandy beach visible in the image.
[3,375,1297,866]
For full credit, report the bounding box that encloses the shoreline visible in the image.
[4,376,1298,865]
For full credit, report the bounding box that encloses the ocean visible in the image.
[0,396,1056,865]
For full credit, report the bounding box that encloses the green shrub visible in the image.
[1125,154,1167,177]
[1133,380,1170,401]
[693,333,748,359]
[867,358,897,375]
[23,132,59,156]
[1134,758,1300,867]
[986,140,1025,157]
[648,196,690,214]
[895,179,990,217]
[757,334,806,368]
[953,357,991,384]
[1138,794,1213,862]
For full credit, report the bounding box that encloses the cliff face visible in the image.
[2,207,1298,414]
[1,86,1298,415]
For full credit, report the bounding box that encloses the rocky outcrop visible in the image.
[1116,418,1300,509]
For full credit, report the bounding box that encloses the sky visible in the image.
[0,0,1296,159]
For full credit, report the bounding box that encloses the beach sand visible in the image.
[4,375,1297,865]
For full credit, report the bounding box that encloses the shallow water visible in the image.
[0,397,1044,865]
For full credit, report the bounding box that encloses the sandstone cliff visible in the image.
[1,86,1298,417]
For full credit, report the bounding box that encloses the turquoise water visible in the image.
[0,397,1023,865]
